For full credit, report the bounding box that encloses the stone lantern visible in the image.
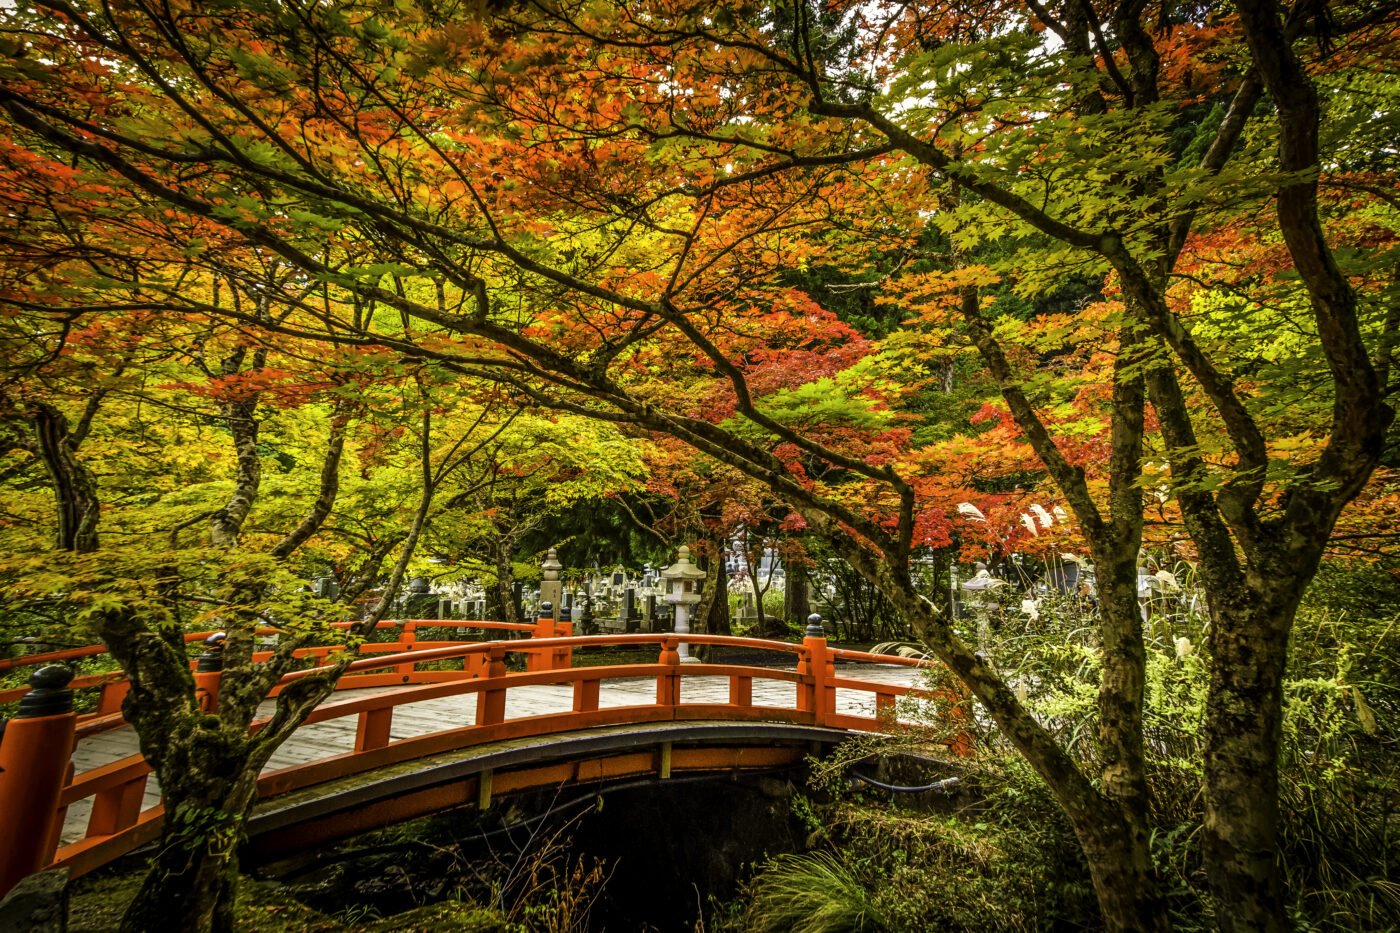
[660,545,706,662]
[539,548,564,620]
[960,561,1004,652]
[404,576,438,620]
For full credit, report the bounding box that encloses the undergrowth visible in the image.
[730,559,1400,932]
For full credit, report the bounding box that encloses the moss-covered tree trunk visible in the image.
[118,738,259,933]
[104,615,347,933]
[1085,543,1159,927]
[114,661,338,930]
[1201,596,1293,933]
[1195,542,1330,933]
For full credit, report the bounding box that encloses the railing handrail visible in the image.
[0,619,538,675]
[3,628,932,680]
[2,631,930,710]
[282,632,810,683]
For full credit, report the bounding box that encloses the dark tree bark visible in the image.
[109,619,342,933]
[28,401,101,553]
[693,531,731,637]
[271,403,349,560]
[783,555,810,629]
[486,534,521,623]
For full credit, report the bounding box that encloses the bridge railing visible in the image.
[0,618,561,735]
[0,630,964,894]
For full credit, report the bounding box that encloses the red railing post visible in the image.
[87,773,148,838]
[0,667,77,897]
[527,604,553,673]
[573,676,600,713]
[657,637,681,708]
[796,651,813,714]
[396,622,418,679]
[728,675,753,709]
[553,619,573,670]
[802,614,833,726]
[95,677,130,717]
[355,707,394,752]
[193,632,225,713]
[476,645,508,726]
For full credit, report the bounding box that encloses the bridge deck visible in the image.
[63,664,923,843]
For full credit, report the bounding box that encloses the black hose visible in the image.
[846,770,962,794]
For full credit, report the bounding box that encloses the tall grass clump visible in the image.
[742,852,890,933]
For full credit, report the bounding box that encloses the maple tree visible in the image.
[424,411,651,623]
[0,197,552,929]
[0,0,1395,930]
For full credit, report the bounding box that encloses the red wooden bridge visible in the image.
[0,618,959,897]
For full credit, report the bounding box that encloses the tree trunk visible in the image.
[487,537,519,623]
[1200,576,1303,933]
[29,402,100,552]
[783,557,810,628]
[120,769,256,933]
[1069,805,1173,933]
[271,404,349,560]
[108,625,342,933]
[209,397,261,548]
[752,582,785,638]
[1087,541,1159,923]
[694,539,730,636]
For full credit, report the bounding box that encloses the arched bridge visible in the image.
[0,621,961,894]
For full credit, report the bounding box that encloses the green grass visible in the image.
[743,852,890,933]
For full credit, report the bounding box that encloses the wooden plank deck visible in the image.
[62,664,927,843]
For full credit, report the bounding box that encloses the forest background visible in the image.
[0,0,1397,930]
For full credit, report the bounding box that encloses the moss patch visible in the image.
[358,901,509,932]
[67,869,507,932]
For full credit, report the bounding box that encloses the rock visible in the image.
[753,775,793,800]
[0,868,69,933]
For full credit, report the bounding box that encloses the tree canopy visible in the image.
[1,0,1396,929]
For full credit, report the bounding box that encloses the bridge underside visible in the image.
[244,721,853,864]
